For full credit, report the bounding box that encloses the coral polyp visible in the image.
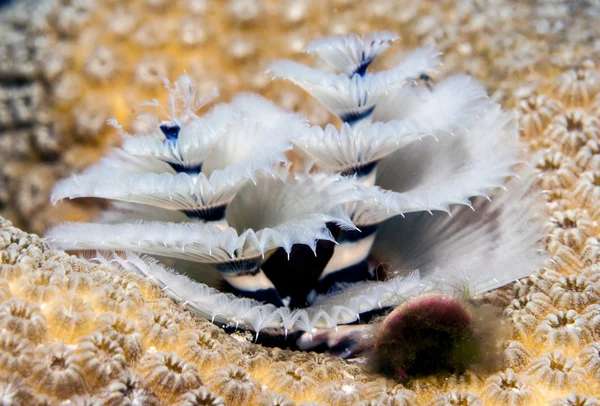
[481,369,540,406]
[205,365,260,405]
[99,370,159,406]
[28,341,86,399]
[138,351,203,403]
[0,297,47,344]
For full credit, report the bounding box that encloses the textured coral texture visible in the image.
[1,0,600,405]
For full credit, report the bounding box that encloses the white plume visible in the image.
[52,94,305,212]
[371,168,547,296]
[374,74,488,133]
[121,117,218,170]
[292,120,425,173]
[305,31,400,76]
[47,172,362,262]
[373,45,442,85]
[374,102,521,215]
[268,47,440,124]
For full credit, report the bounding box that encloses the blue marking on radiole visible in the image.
[354,56,374,77]
[160,123,203,174]
[159,123,181,141]
[340,105,376,126]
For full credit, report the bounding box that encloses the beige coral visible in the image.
[94,312,144,364]
[428,390,482,406]
[205,365,261,405]
[0,297,47,344]
[0,330,34,376]
[137,351,203,404]
[0,0,600,405]
[256,361,317,399]
[573,171,600,208]
[526,351,588,389]
[173,386,224,406]
[72,332,127,388]
[545,208,596,253]
[317,378,366,405]
[12,259,69,302]
[504,291,554,319]
[516,94,562,139]
[549,271,600,311]
[28,341,86,399]
[481,369,541,406]
[553,62,600,107]
[536,152,579,190]
[44,293,95,342]
[579,343,600,381]
[503,341,531,372]
[0,372,37,405]
[550,393,600,406]
[363,380,420,406]
[534,310,594,349]
[546,110,600,155]
[99,370,159,406]
[137,305,185,351]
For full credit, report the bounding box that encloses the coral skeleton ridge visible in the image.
[46,31,545,359]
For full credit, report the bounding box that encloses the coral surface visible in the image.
[1,0,600,405]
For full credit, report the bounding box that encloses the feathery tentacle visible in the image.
[305,31,400,76]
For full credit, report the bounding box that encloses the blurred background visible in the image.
[0,0,598,235]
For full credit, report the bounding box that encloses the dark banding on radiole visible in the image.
[183,203,227,221]
[168,162,204,174]
[159,122,181,141]
[341,161,378,178]
[227,285,285,307]
[340,105,376,125]
[317,259,373,294]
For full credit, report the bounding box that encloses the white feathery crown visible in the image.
[268,45,441,125]
[46,33,546,346]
